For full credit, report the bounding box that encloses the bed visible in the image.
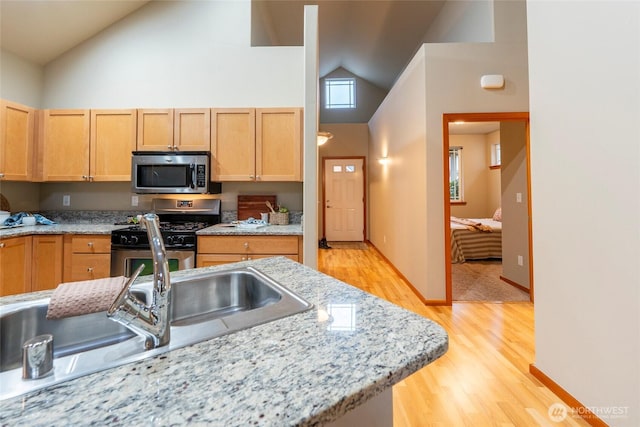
[450,217,502,263]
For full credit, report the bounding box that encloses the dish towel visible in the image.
[3,212,56,226]
[46,276,128,320]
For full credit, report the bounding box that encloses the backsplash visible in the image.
[39,210,303,225]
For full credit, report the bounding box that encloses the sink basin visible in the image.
[0,267,312,400]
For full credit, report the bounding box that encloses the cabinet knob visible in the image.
[87,267,93,272]
[82,175,88,180]
[0,242,5,248]
[87,242,94,247]
[256,175,261,180]
[0,173,4,178]
[249,175,254,180]
[244,242,249,249]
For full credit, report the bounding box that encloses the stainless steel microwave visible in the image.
[131,151,211,194]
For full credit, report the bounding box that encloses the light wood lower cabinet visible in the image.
[0,236,32,296]
[32,235,63,292]
[63,234,111,282]
[197,235,302,267]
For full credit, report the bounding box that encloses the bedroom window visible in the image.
[490,143,501,167]
[325,78,356,109]
[449,146,463,202]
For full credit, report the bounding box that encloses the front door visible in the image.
[324,158,365,241]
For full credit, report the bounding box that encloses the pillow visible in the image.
[492,207,502,221]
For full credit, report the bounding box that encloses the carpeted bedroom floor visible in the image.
[452,260,530,302]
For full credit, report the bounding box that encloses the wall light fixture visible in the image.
[317,131,334,146]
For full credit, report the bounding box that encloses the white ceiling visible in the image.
[1,0,445,91]
[0,0,150,65]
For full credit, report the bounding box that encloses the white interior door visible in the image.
[324,158,364,241]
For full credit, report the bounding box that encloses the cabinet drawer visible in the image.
[197,253,298,268]
[198,236,298,254]
[71,235,111,253]
[69,254,111,281]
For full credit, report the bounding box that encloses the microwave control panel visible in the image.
[196,165,206,188]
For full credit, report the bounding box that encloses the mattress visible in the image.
[450,218,502,263]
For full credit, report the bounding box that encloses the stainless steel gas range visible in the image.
[110,198,221,277]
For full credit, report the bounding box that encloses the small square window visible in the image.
[325,78,356,109]
[345,165,355,173]
[332,165,343,173]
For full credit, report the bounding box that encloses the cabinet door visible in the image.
[174,109,210,151]
[211,108,255,181]
[0,100,35,181]
[90,110,137,181]
[32,235,63,291]
[136,109,174,151]
[256,108,302,181]
[0,237,32,296]
[41,110,90,181]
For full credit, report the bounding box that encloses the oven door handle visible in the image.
[189,164,196,189]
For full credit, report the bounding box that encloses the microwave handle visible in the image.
[189,164,196,189]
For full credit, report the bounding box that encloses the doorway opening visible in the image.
[443,112,533,304]
[322,157,366,243]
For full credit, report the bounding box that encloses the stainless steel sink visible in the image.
[0,267,312,400]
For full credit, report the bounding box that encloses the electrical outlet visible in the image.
[63,195,71,206]
[517,255,524,266]
[516,192,522,203]
[383,235,387,244]
[131,195,139,207]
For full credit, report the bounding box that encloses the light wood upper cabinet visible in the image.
[137,109,210,151]
[256,108,302,181]
[0,236,32,297]
[39,109,135,182]
[174,109,211,151]
[211,107,302,182]
[211,108,256,181]
[136,109,174,151]
[0,100,35,181]
[90,109,137,181]
[39,109,91,181]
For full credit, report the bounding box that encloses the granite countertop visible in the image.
[0,257,448,426]
[198,223,302,236]
[0,224,124,238]
[0,223,303,238]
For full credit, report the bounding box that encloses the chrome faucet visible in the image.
[108,213,171,349]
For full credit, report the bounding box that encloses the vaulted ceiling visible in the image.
[1,0,446,92]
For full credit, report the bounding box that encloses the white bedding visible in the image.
[450,218,502,263]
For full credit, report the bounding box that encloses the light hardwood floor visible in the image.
[318,243,589,427]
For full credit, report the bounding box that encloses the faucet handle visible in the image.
[107,264,145,316]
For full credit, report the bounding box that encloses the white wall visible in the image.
[0,50,43,107]
[500,121,528,288]
[528,1,639,425]
[41,0,303,108]
[368,0,529,301]
[369,48,428,297]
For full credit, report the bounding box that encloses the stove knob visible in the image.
[130,235,139,245]
[119,235,129,245]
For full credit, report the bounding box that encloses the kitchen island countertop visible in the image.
[0,257,448,426]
